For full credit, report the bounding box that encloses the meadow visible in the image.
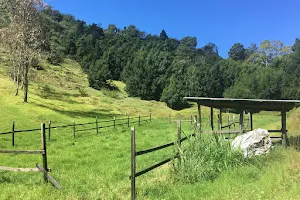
[1,57,300,199]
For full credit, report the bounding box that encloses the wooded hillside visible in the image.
[1,4,300,109]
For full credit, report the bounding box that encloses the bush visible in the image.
[172,134,246,183]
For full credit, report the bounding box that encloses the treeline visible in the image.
[2,5,300,109]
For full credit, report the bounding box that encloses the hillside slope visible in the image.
[0,53,299,135]
[0,55,198,131]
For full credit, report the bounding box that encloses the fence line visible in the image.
[168,113,194,125]
[130,119,197,200]
[0,123,61,189]
[0,113,152,145]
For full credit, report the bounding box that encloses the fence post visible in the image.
[150,113,152,122]
[96,116,98,134]
[48,120,51,140]
[128,115,130,128]
[12,121,15,146]
[41,123,48,182]
[138,114,140,126]
[233,115,236,130]
[190,113,192,125]
[73,120,76,138]
[217,114,221,131]
[114,116,116,128]
[131,127,136,200]
[228,116,230,130]
[193,116,197,135]
[177,120,181,149]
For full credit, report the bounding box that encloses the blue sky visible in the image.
[46,0,300,58]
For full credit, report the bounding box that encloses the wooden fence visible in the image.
[0,113,152,145]
[168,113,194,125]
[0,123,61,189]
[130,120,198,200]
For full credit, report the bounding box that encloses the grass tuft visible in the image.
[173,134,248,183]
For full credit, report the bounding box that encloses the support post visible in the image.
[73,120,76,138]
[177,120,181,149]
[219,110,222,130]
[131,127,136,200]
[239,111,244,134]
[128,115,130,128]
[233,115,236,130]
[217,114,220,130]
[210,107,214,131]
[197,104,202,131]
[281,109,287,148]
[48,120,51,140]
[193,116,197,135]
[12,121,15,146]
[138,114,140,126]
[250,112,253,131]
[96,116,99,134]
[228,116,230,130]
[114,116,116,128]
[190,113,192,125]
[41,123,48,182]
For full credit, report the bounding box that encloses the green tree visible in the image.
[160,29,168,40]
[0,0,45,102]
[228,43,245,61]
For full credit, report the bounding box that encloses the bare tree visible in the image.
[0,0,44,102]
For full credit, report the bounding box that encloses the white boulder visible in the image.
[231,128,272,158]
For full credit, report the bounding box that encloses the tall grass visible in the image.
[172,134,247,183]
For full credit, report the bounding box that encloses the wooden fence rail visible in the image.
[130,120,196,200]
[0,123,61,189]
[0,113,152,145]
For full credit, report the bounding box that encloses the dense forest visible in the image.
[1,4,300,109]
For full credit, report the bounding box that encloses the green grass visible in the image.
[1,55,300,199]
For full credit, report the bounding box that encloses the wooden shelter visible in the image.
[184,97,300,147]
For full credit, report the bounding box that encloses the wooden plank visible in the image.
[132,154,178,178]
[0,166,39,172]
[268,130,282,133]
[136,142,175,156]
[36,164,61,189]
[0,150,45,154]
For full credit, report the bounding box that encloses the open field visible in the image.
[1,57,300,199]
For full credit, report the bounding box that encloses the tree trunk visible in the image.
[23,62,29,103]
[13,62,17,83]
[14,67,19,96]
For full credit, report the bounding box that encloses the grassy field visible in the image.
[1,56,300,199]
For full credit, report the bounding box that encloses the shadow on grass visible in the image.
[30,102,125,120]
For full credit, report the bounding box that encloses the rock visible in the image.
[231,128,272,158]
